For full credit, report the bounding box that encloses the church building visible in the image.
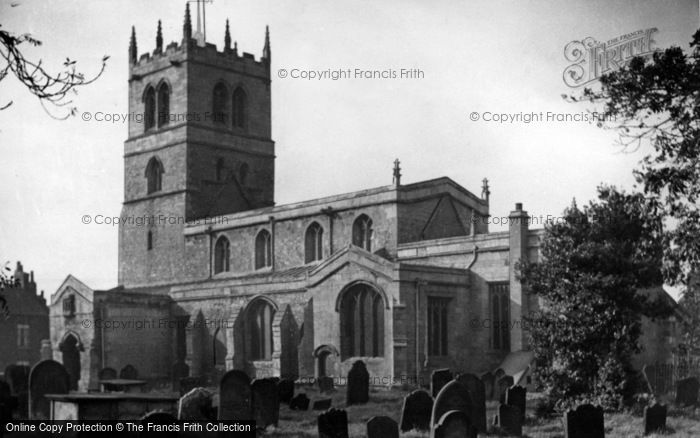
[49,5,674,392]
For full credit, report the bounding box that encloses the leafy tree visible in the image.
[573,30,700,288]
[518,186,673,410]
[0,24,108,118]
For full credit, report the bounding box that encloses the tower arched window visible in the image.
[157,82,170,127]
[145,157,164,194]
[305,222,324,263]
[144,86,156,131]
[339,283,384,359]
[239,162,249,187]
[214,236,230,274]
[255,229,272,270]
[232,87,247,129]
[212,82,228,124]
[147,230,153,250]
[248,299,275,361]
[352,214,373,251]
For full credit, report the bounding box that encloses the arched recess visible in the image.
[313,344,340,378]
[337,281,387,360]
[58,332,84,390]
[243,296,279,362]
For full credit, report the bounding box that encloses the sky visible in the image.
[0,0,698,300]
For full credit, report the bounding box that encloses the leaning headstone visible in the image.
[456,373,487,433]
[28,360,70,420]
[251,378,279,428]
[399,389,433,432]
[290,393,310,411]
[346,360,369,405]
[643,403,667,435]
[318,376,334,393]
[98,367,117,381]
[431,380,474,430]
[318,408,348,438]
[433,410,477,438]
[505,385,526,422]
[178,387,214,421]
[675,377,699,407]
[180,376,205,396]
[564,404,604,438]
[367,416,398,438]
[496,375,514,403]
[119,364,139,379]
[481,371,495,400]
[495,403,522,437]
[277,378,295,404]
[312,398,332,410]
[431,369,453,398]
[218,370,252,421]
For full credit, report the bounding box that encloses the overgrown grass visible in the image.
[264,386,700,438]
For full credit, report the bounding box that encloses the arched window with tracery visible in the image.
[157,82,170,127]
[214,236,230,274]
[255,229,272,269]
[305,222,324,263]
[145,157,164,194]
[144,86,156,131]
[232,87,247,129]
[212,82,228,124]
[248,299,275,361]
[339,283,384,359]
[352,214,373,251]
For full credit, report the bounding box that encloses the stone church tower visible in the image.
[118,5,275,288]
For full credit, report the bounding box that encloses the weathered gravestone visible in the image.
[367,415,399,438]
[290,393,310,411]
[180,376,205,396]
[277,378,295,404]
[313,398,333,410]
[455,373,487,433]
[431,369,453,398]
[218,370,252,421]
[28,360,70,420]
[481,371,495,400]
[98,367,117,381]
[318,376,334,394]
[399,389,433,432]
[178,387,215,421]
[505,385,526,422]
[119,364,139,379]
[643,403,667,435]
[564,404,604,438]
[496,375,514,403]
[251,378,279,429]
[4,365,29,419]
[346,360,369,405]
[431,380,474,432]
[140,411,178,438]
[675,377,699,407]
[318,408,348,438]
[495,403,522,437]
[433,410,477,438]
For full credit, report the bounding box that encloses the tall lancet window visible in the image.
[157,82,170,127]
[232,87,247,129]
[145,157,164,194]
[212,82,228,124]
[144,86,156,131]
[352,214,373,252]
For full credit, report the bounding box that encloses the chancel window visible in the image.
[214,236,230,274]
[428,297,450,356]
[490,282,510,350]
[352,214,373,251]
[339,284,384,359]
[305,222,324,263]
[255,229,272,269]
[145,157,164,194]
[248,299,275,360]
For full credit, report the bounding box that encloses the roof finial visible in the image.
[263,25,271,61]
[129,26,137,64]
[393,159,402,186]
[234,40,238,56]
[156,20,163,53]
[193,0,205,46]
[481,178,490,202]
[224,19,232,51]
[183,3,192,41]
